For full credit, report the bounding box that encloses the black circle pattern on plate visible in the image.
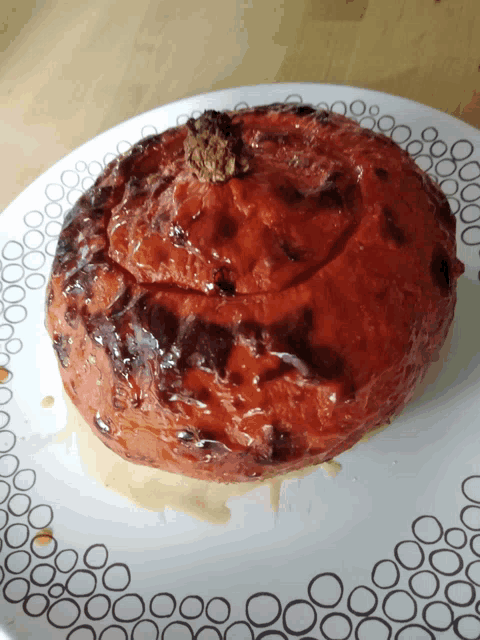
[84,544,109,570]
[446,527,468,549]
[394,540,425,570]
[371,560,400,589]
[206,597,230,624]
[382,590,417,623]
[354,616,392,640]
[102,562,131,591]
[408,570,440,599]
[422,600,454,631]
[282,599,317,635]
[2,98,480,636]
[245,592,282,627]
[444,580,476,607]
[347,585,378,617]
[453,615,480,640]
[412,515,443,544]
[23,592,50,617]
[180,595,205,619]
[67,625,97,640]
[84,593,112,620]
[150,593,177,618]
[308,573,344,608]
[319,612,352,639]
[428,548,463,576]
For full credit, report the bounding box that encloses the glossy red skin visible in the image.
[46,104,464,482]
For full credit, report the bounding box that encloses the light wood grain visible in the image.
[1,0,479,212]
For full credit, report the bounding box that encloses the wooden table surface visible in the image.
[1,0,479,213]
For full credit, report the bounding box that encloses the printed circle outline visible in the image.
[320,612,352,640]
[394,540,425,570]
[23,592,50,617]
[3,576,30,603]
[245,592,282,627]
[308,572,344,608]
[100,626,127,640]
[422,600,454,631]
[412,515,443,544]
[84,543,109,570]
[5,549,32,575]
[47,597,81,629]
[180,595,205,620]
[444,580,476,607]
[445,528,467,549]
[67,625,97,640]
[28,504,54,529]
[347,585,378,617]
[112,593,145,623]
[133,619,160,640]
[382,590,417,623]
[205,597,230,624]
[150,592,177,619]
[102,562,131,592]
[30,563,56,587]
[31,532,57,558]
[66,569,98,598]
[461,505,480,530]
[354,616,392,640]
[4,522,29,549]
[408,570,440,599]
[371,560,401,589]
[428,548,463,575]
[453,615,480,640]
[451,139,474,161]
[55,549,79,573]
[394,624,434,640]
[84,593,112,621]
[161,620,194,640]
[282,599,317,635]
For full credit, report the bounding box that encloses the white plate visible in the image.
[1,83,480,640]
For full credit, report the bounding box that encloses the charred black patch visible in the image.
[64,306,80,329]
[214,267,236,297]
[290,104,317,116]
[382,206,407,247]
[169,224,187,248]
[177,430,195,442]
[314,182,344,209]
[279,241,306,262]
[52,333,71,369]
[217,214,238,240]
[152,175,174,199]
[143,303,179,351]
[277,182,305,205]
[256,131,291,145]
[54,233,75,263]
[259,361,295,384]
[270,307,347,381]
[254,425,304,464]
[229,371,244,386]
[431,246,451,294]
[109,286,134,317]
[64,267,94,299]
[89,185,114,208]
[435,193,456,233]
[314,109,331,123]
[177,320,235,378]
[46,283,54,308]
[375,168,389,181]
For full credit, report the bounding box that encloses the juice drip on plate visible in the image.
[56,392,326,524]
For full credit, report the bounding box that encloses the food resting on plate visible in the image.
[46,103,464,483]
